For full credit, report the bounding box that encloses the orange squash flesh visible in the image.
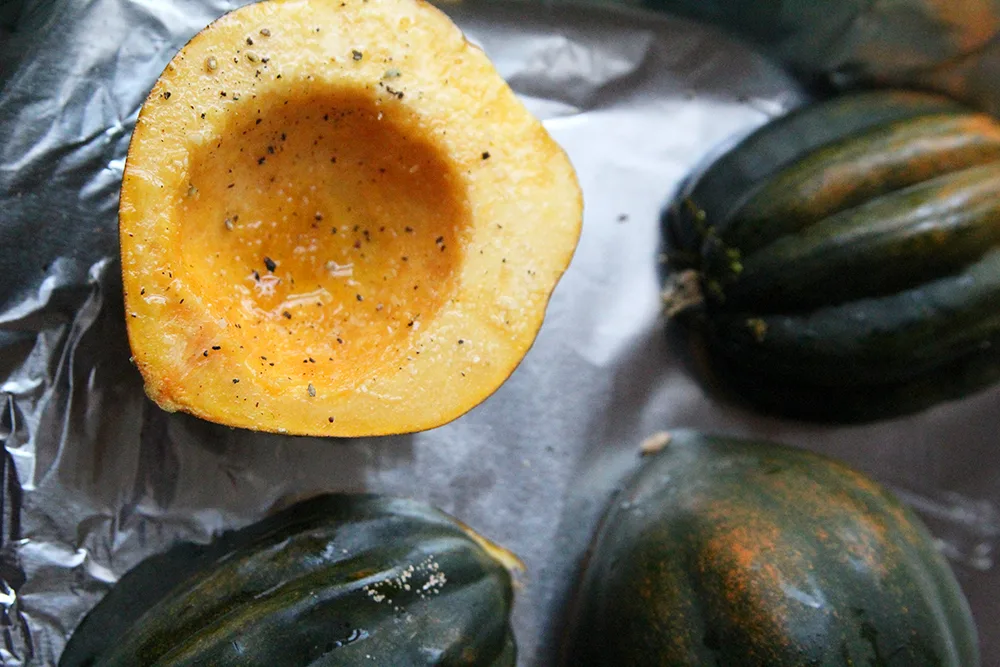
[120,0,582,436]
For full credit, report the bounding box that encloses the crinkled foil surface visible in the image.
[1,0,998,664]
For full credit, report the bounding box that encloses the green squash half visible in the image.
[61,494,521,666]
[562,431,979,666]
[664,89,1000,422]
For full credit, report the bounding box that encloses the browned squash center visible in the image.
[179,90,470,383]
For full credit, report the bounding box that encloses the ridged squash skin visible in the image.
[637,0,1000,114]
[664,90,1000,422]
[563,431,979,667]
[61,494,520,666]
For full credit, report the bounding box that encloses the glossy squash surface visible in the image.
[61,494,521,666]
[664,90,1000,421]
[564,432,979,666]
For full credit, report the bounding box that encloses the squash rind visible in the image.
[664,90,1000,422]
[61,494,519,666]
[665,90,965,263]
[563,431,980,667]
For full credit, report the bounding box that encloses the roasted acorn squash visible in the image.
[563,431,980,666]
[639,0,1000,114]
[61,494,522,666]
[663,90,1000,422]
[120,0,582,436]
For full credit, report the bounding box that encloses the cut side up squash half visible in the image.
[120,0,583,436]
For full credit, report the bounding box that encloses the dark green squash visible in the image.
[562,431,979,666]
[60,494,521,666]
[663,90,1000,422]
[637,0,1000,117]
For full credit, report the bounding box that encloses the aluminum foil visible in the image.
[1,0,997,664]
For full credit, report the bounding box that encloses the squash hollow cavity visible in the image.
[179,89,470,384]
[121,0,583,436]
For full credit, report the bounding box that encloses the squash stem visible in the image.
[661,269,704,317]
[454,519,526,575]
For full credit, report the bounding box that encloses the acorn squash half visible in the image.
[662,90,1000,422]
[120,0,582,436]
[61,494,523,666]
[563,432,980,666]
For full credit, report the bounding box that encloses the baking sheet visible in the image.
[1,0,997,664]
